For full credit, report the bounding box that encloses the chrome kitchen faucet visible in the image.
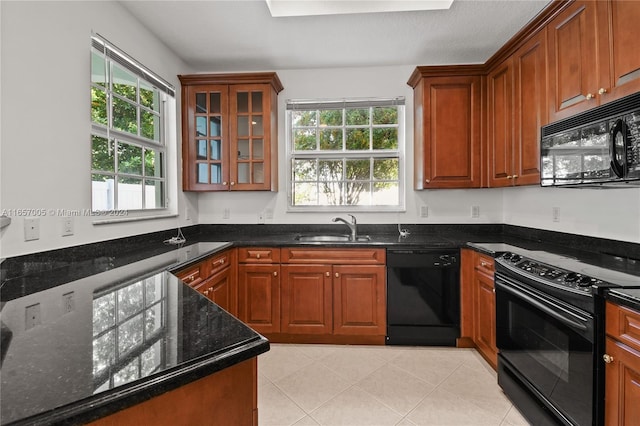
[332,214,358,241]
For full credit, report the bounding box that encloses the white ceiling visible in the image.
[119,0,551,72]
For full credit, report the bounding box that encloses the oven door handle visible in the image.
[495,280,588,331]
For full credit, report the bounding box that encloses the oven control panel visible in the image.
[499,252,606,293]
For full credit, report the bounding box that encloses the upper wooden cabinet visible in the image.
[178,73,283,191]
[487,30,547,187]
[548,0,640,122]
[408,68,483,189]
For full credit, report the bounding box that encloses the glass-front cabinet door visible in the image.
[179,73,283,192]
[191,85,229,190]
[230,85,269,189]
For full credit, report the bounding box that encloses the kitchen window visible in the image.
[287,98,405,211]
[90,34,175,213]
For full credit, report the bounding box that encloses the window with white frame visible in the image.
[287,98,404,211]
[90,34,174,212]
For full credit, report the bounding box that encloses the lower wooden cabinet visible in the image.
[333,264,386,336]
[280,264,333,335]
[174,248,238,317]
[238,263,280,335]
[604,301,640,425]
[87,358,258,426]
[460,248,497,369]
[474,267,496,368]
[237,247,387,343]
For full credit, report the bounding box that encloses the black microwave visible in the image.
[540,92,640,187]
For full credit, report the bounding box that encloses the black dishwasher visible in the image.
[386,249,460,346]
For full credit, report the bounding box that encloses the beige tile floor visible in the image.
[258,344,530,426]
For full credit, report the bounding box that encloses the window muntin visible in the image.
[90,35,173,212]
[288,99,404,210]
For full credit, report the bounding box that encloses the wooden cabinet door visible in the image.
[487,59,514,187]
[280,264,333,335]
[512,31,546,186]
[333,265,386,336]
[547,1,599,122]
[181,84,230,191]
[229,84,274,191]
[474,270,497,368]
[597,0,640,103]
[604,337,640,426]
[238,264,280,334]
[415,75,482,188]
[202,266,238,317]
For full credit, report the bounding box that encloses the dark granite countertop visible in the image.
[606,288,640,312]
[0,242,268,426]
[1,223,639,425]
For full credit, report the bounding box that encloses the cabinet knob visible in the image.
[223,181,228,185]
[603,354,614,364]
[425,179,430,184]
[230,181,235,186]
[598,88,607,95]
[204,290,209,295]
[326,272,330,277]
[586,93,595,100]
[256,253,261,259]
[335,272,339,278]
[273,271,278,277]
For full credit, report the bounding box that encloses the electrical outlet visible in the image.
[420,205,429,218]
[61,217,73,236]
[471,206,480,218]
[25,303,41,330]
[24,218,40,241]
[552,207,560,222]
[63,292,75,314]
[223,208,230,219]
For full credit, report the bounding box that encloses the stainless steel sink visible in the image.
[294,234,371,242]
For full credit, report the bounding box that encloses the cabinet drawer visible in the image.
[606,302,640,353]
[207,249,234,275]
[174,262,208,288]
[238,247,280,263]
[281,248,385,265]
[474,253,494,275]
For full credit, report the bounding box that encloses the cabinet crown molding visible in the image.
[178,72,284,94]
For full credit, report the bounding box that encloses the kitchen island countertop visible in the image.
[0,242,268,426]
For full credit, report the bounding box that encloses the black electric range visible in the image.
[493,247,639,426]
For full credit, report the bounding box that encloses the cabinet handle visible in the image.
[204,290,209,295]
[326,272,330,277]
[586,93,595,100]
[598,88,607,95]
[507,175,513,179]
[481,261,489,267]
[603,354,614,364]
[335,272,339,278]
[512,174,518,179]
[186,275,195,282]
[273,271,278,277]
